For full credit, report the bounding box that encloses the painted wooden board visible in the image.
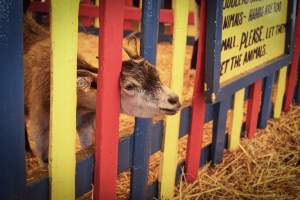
[94,0,99,28]
[124,0,134,30]
[28,2,196,25]
[211,98,230,164]
[228,88,245,151]
[80,0,93,27]
[295,54,300,104]
[130,119,152,200]
[185,0,207,182]
[159,1,189,199]
[258,74,275,128]
[130,1,160,199]
[0,1,25,199]
[274,67,288,118]
[49,1,79,200]
[245,80,263,139]
[203,0,295,103]
[93,1,124,199]
[220,0,288,84]
[283,1,300,111]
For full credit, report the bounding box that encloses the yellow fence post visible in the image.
[159,1,189,199]
[228,88,245,151]
[188,0,196,37]
[50,1,79,200]
[94,0,99,28]
[274,66,288,118]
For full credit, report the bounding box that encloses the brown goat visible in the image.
[24,15,181,164]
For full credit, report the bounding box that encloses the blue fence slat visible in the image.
[179,106,192,137]
[140,0,160,64]
[0,1,26,199]
[27,153,94,199]
[211,97,231,164]
[75,154,94,197]
[147,181,159,200]
[204,0,222,97]
[130,118,152,199]
[150,121,164,155]
[258,74,275,128]
[118,136,134,173]
[130,0,160,199]
[27,178,49,200]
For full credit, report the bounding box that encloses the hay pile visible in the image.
[81,105,300,200]
[173,105,300,200]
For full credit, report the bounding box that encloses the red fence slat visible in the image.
[93,1,124,199]
[283,2,300,112]
[185,0,206,182]
[245,80,263,139]
[80,0,93,27]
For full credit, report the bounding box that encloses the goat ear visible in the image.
[123,32,140,59]
[77,55,98,74]
[77,69,97,84]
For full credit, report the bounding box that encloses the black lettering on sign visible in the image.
[248,2,282,22]
[221,36,236,52]
[243,44,266,65]
[220,58,231,76]
[220,54,243,76]
[275,23,286,34]
[223,0,249,10]
[274,1,282,12]
[223,12,244,30]
[230,54,243,70]
[266,23,286,39]
[264,3,273,15]
[265,25,275,39]
[248,6,265,21]
[239,26,264,50]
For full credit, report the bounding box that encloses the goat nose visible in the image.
[168,95,179,105]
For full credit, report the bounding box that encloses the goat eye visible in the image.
[125,84,136,91]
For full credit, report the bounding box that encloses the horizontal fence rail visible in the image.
[1,0,299,200]
[28,2,196,25]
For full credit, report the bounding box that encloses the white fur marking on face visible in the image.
[77,77,92,92]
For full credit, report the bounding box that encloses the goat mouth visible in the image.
[159,108,178,115]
